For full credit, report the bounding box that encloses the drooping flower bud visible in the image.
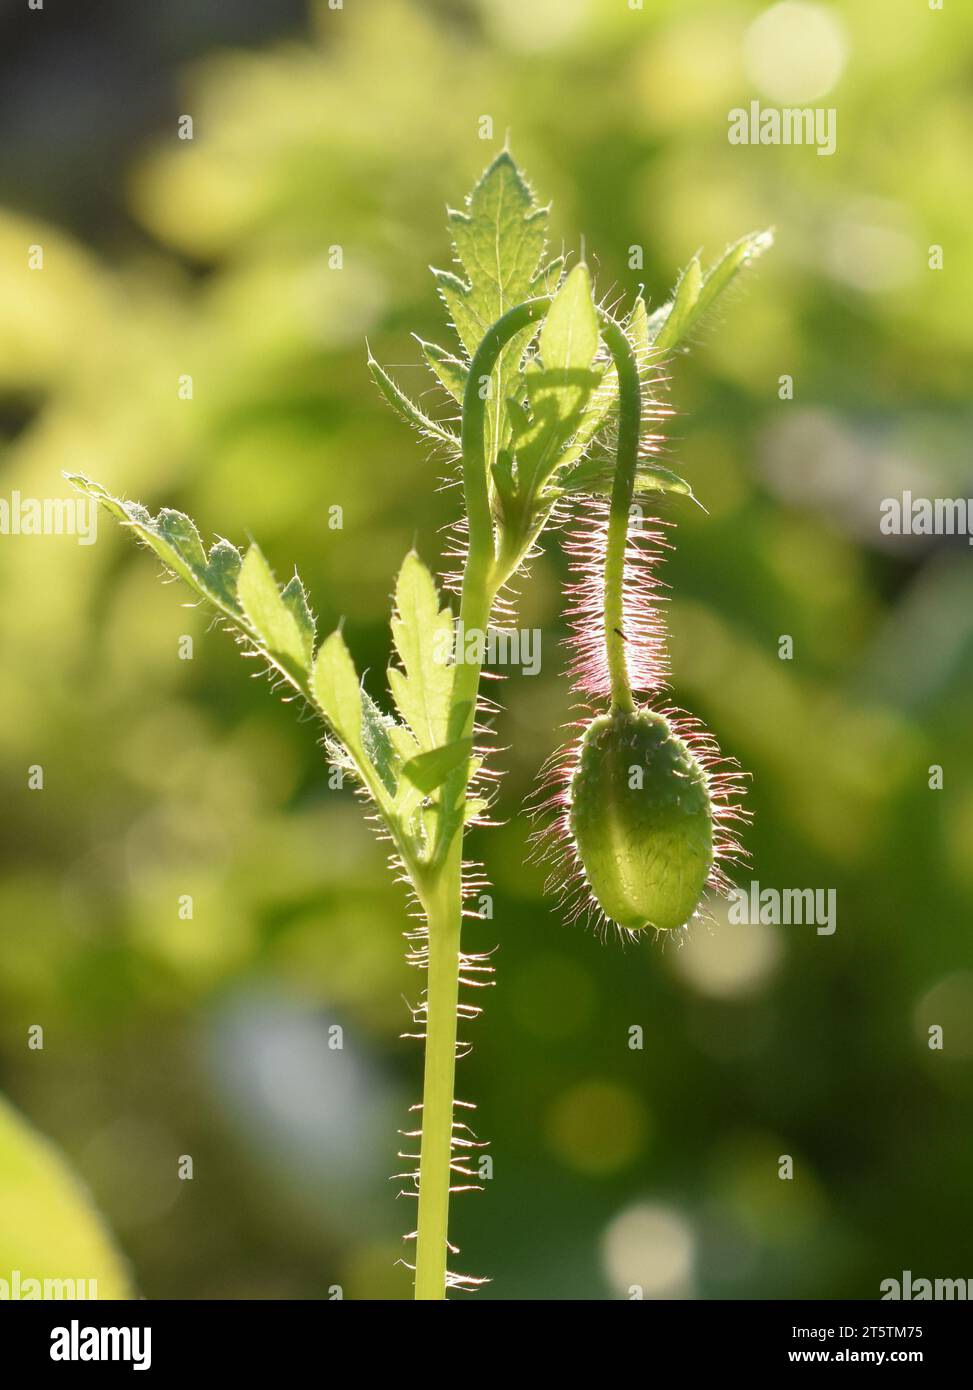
[569,707,714,932]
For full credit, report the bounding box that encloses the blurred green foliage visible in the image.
[0,1095,130,1298]
[1,0,972,1299]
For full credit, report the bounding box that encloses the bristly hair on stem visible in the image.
[528,313,751,942]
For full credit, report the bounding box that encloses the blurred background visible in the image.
[1,0,972,1300]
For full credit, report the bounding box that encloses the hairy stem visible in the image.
[435,297,550,860]
[413,844,462,1300]
[598,313,642,715]
[462,298,550,582]
[413,297,549,1299]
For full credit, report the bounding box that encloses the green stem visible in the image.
[434,297,550,859]
[413,563,492,1300]
[461,298,549,586]
[597,313,642,715]
[413,846,462,1300]
[413,297,549,1300]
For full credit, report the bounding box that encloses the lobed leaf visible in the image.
[312,631,362,746]
[361,694,401,801]
[434,151,552,477]
[388,551,455,753]
[67,473,246,624]
[313,636,401,813]
[281,573,317,667]
[205,539,245,607]
[70,474,319,712]
[442,151,549,356]
[68,475,436,866]
[238,544,313,675]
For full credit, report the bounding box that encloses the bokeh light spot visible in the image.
[744,2,847,103]
[482,0,590,53]
[669,907,784,999]
[601,1202,695,1299]
[547,1080,647,1175]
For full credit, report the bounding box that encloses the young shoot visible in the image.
[71,150,771,1298]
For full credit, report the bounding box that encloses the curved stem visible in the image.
[597,312,642,715]
[413,297,549,1300]
[459,297,550,584]
[435,296,550,858]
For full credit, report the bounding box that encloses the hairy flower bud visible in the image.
[569,707,714,931]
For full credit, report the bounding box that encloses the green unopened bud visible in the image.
[569,707,713,931]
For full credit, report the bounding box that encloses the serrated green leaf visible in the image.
[443,151,549,354]
[67,473,246,620]
[312,631,362,746]
[156,508,207,571]
[281,573,316,667]
[401,738,474,795]
[434,151,551,479]
[312,636,403,812]
[389,551,454,753]
[432,267,483,363]
[417,338,468,403]
[66,474,419,858]
[360,694,399,800]
[311,634,416,818]
[238,544,310,673]
[205,538,244,606]
[0,1094,132,1298]
[367,352,459,449]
